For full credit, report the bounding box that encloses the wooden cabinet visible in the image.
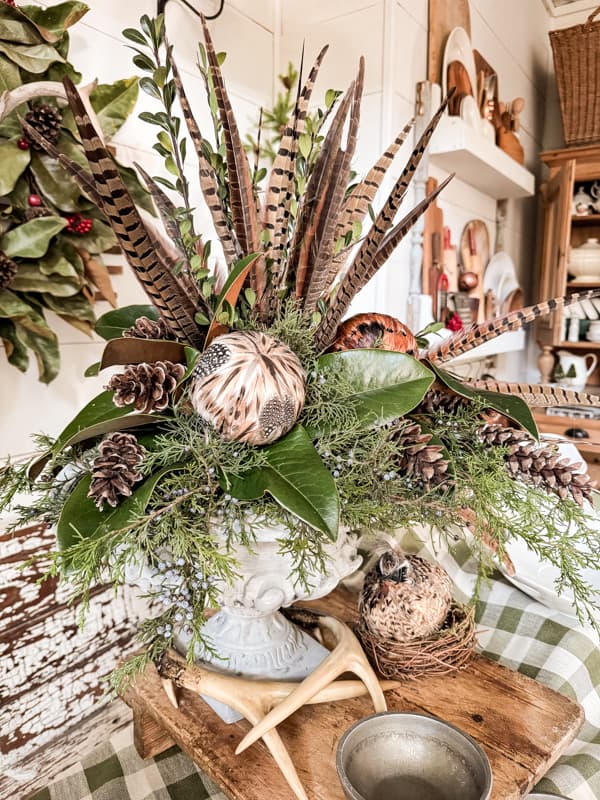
[536,145,600,386]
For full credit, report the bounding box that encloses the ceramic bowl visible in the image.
[569,237,600,281]
[336,712,492,800]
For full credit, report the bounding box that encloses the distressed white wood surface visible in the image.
[0,523,149,799]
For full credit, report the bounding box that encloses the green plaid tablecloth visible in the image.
[29,541,600,800]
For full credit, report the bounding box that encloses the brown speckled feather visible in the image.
[261,44,329,319]
[466,380,600,408]
[60,77,204,348]
[314,95,451,350]
[423,289,600,362]
[169,48,241,266]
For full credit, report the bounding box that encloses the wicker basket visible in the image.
[549,6,600,146]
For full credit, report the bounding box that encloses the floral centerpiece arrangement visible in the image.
[0,0,151,381]
[1,14,599,689]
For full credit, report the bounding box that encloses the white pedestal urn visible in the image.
[127,524,362,722]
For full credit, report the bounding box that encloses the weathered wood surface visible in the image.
[0,701,132,800]
[124,588,584,800]
[0,521,148,794]
[427,0,471,85]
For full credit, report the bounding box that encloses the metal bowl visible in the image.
[336,712,492,800]
[527,795,571,799]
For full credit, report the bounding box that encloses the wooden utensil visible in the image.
[446,61,473,115]
[466,225,485,322]
[428,0,471,84]
[460,220,490,272]
[511,97,525,132]
[421,177,444,297]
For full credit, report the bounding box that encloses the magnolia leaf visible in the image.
[17,1,88,42]
[0,17,41,45]
[27,390,163,479]
[64,218,116,254]
[429,364,539,439]
[30,151,82,211]
[223,425,340,539]
[0,40,64,73]
[0,216,67,258]
[9,263,81,296]
[315,350,435,432]
[79,248,117,307]
[100,337,186,370]
[0,318,29,372]
[90,77,139,139]
[41,291,95,328]
[205,253,259,346]
[0,53,21,92]
[95,304,158,340]
[12,310,59,383]
[56,465,180,557]
[0,136,31,194]
[0,287,38,316]
[39,246,81,278]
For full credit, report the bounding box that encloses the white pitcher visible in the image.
[556,350,598,390]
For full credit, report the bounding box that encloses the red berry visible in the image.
[66,214,93,235]
[17,138,30,151]
[28,194,42,207]
[2,0,16,6]
[446,312,463,332]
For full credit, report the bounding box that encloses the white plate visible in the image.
[580,298,599,319]
[483,251,519,303]
[442,26,477,101]
[460,95,481,129]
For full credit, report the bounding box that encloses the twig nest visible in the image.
[330,313,418,355]
[190,330,305,445]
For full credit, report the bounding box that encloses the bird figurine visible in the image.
[359,546,453,642]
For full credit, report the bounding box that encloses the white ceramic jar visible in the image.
[569,237,600,281]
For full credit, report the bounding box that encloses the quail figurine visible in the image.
[359,548,453,642]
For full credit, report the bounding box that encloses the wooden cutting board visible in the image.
[124,587,584,800]
[428,0,471,84]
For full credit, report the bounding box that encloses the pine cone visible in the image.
[0,251,17,290]
[479,423,596,506]
[415,389,469,416]
[108,361,185,413]
[88,432,145,510]
[123,316,175,340]
[23,104,62,149]
[389,420,451,489]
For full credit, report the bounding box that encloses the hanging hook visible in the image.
[157,0,225,20]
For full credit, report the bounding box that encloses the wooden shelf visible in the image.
[571,215,600,225]
[557,340,600,350]
[566,281,600,289]
[429,115,535,199]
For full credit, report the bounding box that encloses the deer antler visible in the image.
[0,81,102,135]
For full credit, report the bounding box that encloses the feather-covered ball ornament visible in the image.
[330,313,418,355]
[189,331,306,446]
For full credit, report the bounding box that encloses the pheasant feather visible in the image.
[169,49,241,266]
[303,58,364,314]
[261,45,329,316]
[423,289,600,363]
[201,17,260,282]
[314,94,451,348]
[335,117,415,242]
[60,77,204,348]
[466,380,600,408]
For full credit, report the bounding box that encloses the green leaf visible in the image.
[0,136,31,194]
[0,40,64,72]
[298,133,311,159]
[0,317,28,372]
[90,77,139,139]
[139,76,161,100]
[56,465,179,555]
[316,350,434,432]
[0,17,41,44]
[428,364,539,439]
[39,245,81,278]
[19,2,88,42]
[117,163,155,216]
[64,218,116,253]
[10,263,81,296]
[41,291,95,330]
[0,54,21,92]
[3,303,60,383]
[30,151,82,211]
[207,253,259,340]
[122,27,148,46]
[0,217,67,258]
[223,425,339,538]
[95,304,158,340]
